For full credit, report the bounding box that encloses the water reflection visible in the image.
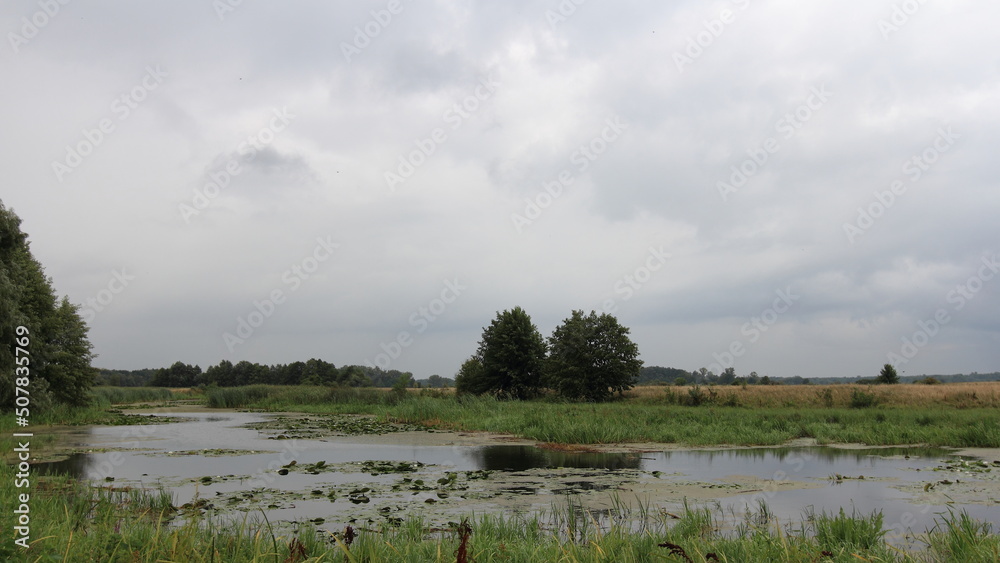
[32,453,91,478]
[32,444,954,480]
[462,445,642,471]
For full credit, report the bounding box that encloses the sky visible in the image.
[1,0,998,380]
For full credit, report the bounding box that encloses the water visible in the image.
[31,411,999,535]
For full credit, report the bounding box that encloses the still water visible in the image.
[33,412,999,535]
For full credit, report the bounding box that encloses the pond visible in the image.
[33,411,1000,538]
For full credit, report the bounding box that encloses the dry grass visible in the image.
[626,381,1000,409]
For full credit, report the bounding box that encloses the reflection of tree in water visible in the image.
[545,451,641,470]
[463,446,550,471]
[31,453,93,478]
[462,446,640,471]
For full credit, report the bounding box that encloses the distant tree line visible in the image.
[1,200,97,411]
[102,360,454,389]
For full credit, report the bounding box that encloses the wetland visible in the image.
[7,385,1000,561]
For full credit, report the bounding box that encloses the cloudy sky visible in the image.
[2,0,998,379]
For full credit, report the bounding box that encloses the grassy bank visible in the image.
[0,387,195,462]
[2,461,997,562]
[205,384,1000,447]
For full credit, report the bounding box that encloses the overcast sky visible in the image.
[2,1,998,379]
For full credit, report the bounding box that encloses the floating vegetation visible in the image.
[245,414,424,439]
[359,460,425,475]
[192,474,246,486]
[934,457,995,474]
[157,448,273,457]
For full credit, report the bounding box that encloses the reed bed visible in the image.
[191,384,1000,447]
[626,381,1000,409]
[90,386,179,406]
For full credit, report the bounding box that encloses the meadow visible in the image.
[200,382,1000,447]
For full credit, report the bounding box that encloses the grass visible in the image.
[90,386,182,406]
[205,385,398,409]
[3,459,997,562]
[15,383,996,448]
[199,384,1000,447]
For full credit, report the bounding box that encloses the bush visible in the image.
[849,387,880,409]
[686,385,706,406]
[817,388,834,408]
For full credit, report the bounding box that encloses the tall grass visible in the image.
[205,385,397,409]
[90,386,178,406]
[201,385,1000,447]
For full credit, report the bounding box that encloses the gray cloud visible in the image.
[2,0,997,379]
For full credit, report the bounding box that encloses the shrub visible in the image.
[686,385,706,406]
[817,388,834,408]
[849,387,880,409]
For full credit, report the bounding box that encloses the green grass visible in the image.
[90,386,179,406]
[194,386,1000,447]
[204,384,398,409]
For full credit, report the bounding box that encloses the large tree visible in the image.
[0,200,98,409]
[545,310,642,401]
[474,307,547,399]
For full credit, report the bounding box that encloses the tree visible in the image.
[41,298,97,405]
[545,310,643,401]
[151,361,201,388]
[474,307,547,399]
[719,367,737,386]
[0,201,98,409]
[878,364,899,384]
[391,372,413,399]
[455,357,488,395]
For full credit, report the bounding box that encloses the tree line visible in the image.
[119,360,454,389]
[1,201,97,411]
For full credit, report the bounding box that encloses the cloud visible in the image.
[2,0,997,378]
